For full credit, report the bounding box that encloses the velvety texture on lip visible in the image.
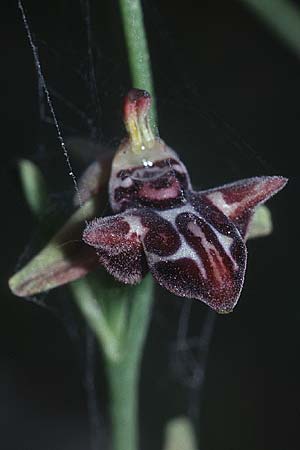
[9,89,288,313]
[83,89,287,313]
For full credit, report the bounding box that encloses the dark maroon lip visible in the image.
[82,91,288,313]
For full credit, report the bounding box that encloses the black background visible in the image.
[0,1,298,449]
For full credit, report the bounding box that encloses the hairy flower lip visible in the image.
[9,89,288,314]
[9,174,287,304]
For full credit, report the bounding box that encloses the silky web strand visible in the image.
[18,0,84,209]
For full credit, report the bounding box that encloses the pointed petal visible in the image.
[9,198,102,297]
[199,176,287,238]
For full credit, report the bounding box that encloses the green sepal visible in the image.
[247,205,273,239]
[163,416,198,450]
[18,159,50,220]
[9,197,102,297]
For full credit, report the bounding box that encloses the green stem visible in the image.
[100,2,158,450]
[72,272,154,450]
[70,276,122,363]
[107,359,139,450]
[106,274,154,450]
[240,0,300,57]
[118,0,156,129]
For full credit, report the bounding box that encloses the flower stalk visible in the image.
[105,274,154,450]
[71,271,154,450]
[98,2,157,448]
[118,0,156,129]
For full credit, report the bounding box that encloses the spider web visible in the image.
[17,2,110,449]
[16,1,273,449]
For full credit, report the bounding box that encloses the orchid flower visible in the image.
[9,89,287,313]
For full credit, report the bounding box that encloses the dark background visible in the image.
[1,1,298,449]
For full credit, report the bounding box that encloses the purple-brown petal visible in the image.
[141,210,181,256]
[83,207,183,285]
[83,212,148,284]
[198,176,287,238]
[142,205,246,313]
[96,248,148,285]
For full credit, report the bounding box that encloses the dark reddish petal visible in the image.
[83,212,147,284]
[140,209,181,256]
[142,207,246,313]
[86,204,247,313]
[83,207,181,284]
[96,248,148,285]
[197,176,287,238]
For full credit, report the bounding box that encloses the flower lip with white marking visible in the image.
[8,89,287,311]
[83,89,288,313]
